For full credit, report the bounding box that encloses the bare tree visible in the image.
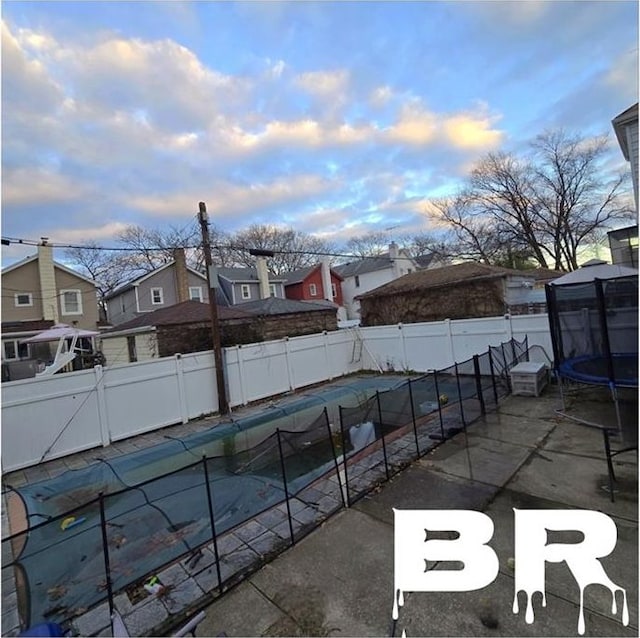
[227,224,335,275]
[343,231,391,258]
[430,130,633,271]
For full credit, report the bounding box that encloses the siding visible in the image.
[100,332,159,365]
[1,260,44,323]
[627,120,639,211]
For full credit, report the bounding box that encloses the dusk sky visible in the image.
[1,1,638,266]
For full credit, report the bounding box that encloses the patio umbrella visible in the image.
[21,323,99,343]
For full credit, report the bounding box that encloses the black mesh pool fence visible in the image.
[3,337,530,633]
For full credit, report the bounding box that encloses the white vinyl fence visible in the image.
[1,314,553,473]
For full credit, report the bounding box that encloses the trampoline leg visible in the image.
[609,383,623,434]
[602,429,616,503]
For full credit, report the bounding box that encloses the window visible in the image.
[151,287,164,305]
[241,284,251,300]
[309,283,318,296]
[269,284,277,297]
[355,275,360,288]
[127,336,137,363]
[60,289,82,315]
[331,283,337,299]
[2,340,29,361]
[189,286,203,302]
[14,293,33,307]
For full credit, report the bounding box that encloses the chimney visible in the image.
[38,238,59,322]
[389,242,402,279]
[321,257,333,302]
[173,247,190,303]
[256,256,271,299]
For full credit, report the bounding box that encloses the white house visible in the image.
[334,243,421,320]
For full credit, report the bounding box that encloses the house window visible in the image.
[127,336,137,363]
[14,293,33,307]
[151,287,164,305]
[355,275,360,288]
[60,289,82,315]
[309,283,318,296]
[2,340,29,361]
[269,284,277,297]
[241,284,251,300]
[331,283,337,299]
[189,286,203,302]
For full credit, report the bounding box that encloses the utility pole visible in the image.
[198,201,229,415]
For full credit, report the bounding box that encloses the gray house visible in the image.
[105,249,209,326]
[216,259,286,305]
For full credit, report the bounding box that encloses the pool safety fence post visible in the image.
[510,338,517,367]
[202,455,223,594]
[524,335,530,362]
[487,348,499,407]
[407,378,420,457]
[432,370,446,441]
[324,406,346,508]
[98,492,114,617]
[501,342,511,391]
[473,355,486,416]
[375,391,391,480]
[338,406,351,507]
[454,363,467,428]
[276,428,295,545]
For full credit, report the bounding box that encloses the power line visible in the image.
[1,236,421,263]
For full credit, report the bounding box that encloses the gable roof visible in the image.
[283,264,344,286]
[105,260,206,300]
[334,254,394,278]
[101,300,252,336]
[1,254,97,285]
[612,102,638,161]
[237,297,337,316]
[357,262,536,299]
[216,267,286,283]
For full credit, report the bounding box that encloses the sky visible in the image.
[1,0,638,267]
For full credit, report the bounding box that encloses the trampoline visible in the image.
[558,353,638,388]
[546,263,638,500]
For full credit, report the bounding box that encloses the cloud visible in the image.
[2,168,90,206]
[294,69,349,96]
[386,103,438,146]
[443,113,504,150]
[45,222,132,245]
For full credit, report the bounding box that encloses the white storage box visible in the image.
[510,361,548,397]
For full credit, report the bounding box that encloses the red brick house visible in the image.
[284,263,344,306]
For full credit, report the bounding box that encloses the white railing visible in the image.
[1,314,552,473]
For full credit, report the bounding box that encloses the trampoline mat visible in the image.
[559,353,638,387]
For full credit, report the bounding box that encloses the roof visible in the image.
[1,254,97,285]
[413,254,436,269]
[105,260,206,300]
[612,102,638,161]
[357,262,536,299]
[334,254,394,278]
[216,267,286,283]
[100,300,252,336]
[549,262,638,285]
[283,264,344,286]
[1,320,56,335]
[528,268,565,282]
[237,297,337,316]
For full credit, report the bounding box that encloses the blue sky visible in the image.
[1,1,638,266]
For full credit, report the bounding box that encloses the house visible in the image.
[612,102,638,213]
[357,262,556,326]
[216,258,286,305]
[1,240,99,379]
[105,248,210,326]
[608,225,638,269]
[99,297,338,365]
[98,300,255,364]
[334,243,422,320]
[284,261,344,308]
